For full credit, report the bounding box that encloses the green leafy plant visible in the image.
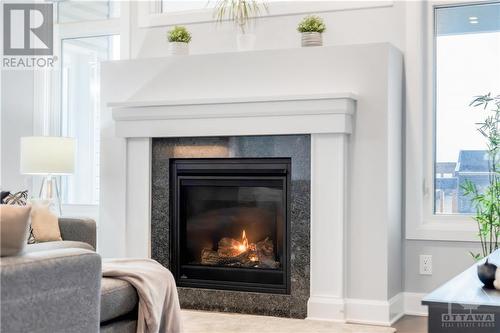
[214,0,268,33]
[297,15,326,33]
[168,26,192,43]
[461,93,500,261]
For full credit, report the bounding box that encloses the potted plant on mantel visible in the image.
[461,93,500,289]
[168,26,192,55]
[297,15,326,47]
[214,0,268,51]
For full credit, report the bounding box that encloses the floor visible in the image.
[392,316,427,333]
[182,311,427,333]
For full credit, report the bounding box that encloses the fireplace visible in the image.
[170,158,291,294]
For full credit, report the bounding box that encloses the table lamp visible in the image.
[20,136,75,215]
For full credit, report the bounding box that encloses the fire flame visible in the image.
[235,230,249,254]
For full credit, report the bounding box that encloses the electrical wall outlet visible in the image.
[420,255,432,275]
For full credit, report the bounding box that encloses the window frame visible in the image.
[137,0,394,28]
[35,2,123,218]
[405,0,498,242]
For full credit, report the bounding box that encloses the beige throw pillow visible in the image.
[30,200,62,242]
[1,204,32,256]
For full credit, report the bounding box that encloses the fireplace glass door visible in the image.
[170,158,290,294]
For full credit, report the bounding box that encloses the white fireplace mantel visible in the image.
[107,92,355,322]
[109,93,356,138]
[100,44,403,325]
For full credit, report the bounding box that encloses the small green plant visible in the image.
[297,15,326,33]
[214,0,268,34]
[168,26,192,43]
[462,93,500,261]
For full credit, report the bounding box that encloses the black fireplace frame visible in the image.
[170,158,291,294]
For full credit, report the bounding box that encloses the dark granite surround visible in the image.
[151,135,311,318]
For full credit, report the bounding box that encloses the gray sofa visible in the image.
[0,218,138,333]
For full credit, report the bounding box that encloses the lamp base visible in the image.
[39,175,62,216]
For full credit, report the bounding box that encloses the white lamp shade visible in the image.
[20,136,75,175]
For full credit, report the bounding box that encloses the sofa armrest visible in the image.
[1,248,101,333]
[59,217,96,249]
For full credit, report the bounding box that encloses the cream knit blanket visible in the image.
[102,258,182,333]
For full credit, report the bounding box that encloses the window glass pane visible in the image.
[434,3,500,214]
[60,35,120,204]
[58,1,120,23]
[162,0,214,13]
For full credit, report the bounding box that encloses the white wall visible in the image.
[1,71,34,193]
[405,240,481,292]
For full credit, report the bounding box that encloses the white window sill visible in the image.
[137,1,394,28]
[406,215,479,242]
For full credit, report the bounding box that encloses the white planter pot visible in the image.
[169,42,189,56]
[301,32,322,47]
[236,33,256,51]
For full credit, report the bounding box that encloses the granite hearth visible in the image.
[151,135,310,318]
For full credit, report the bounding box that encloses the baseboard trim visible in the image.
[307,296,345,321]
[344,293,405,326]
[403,292,428,316]
[389,293,405,324]
[307,292,428,325]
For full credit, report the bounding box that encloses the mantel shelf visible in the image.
[108,92,357,109]
[110,92,357,138]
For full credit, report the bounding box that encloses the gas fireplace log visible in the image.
[200,237,280,268]
[256,237,279,269]
[217,238,242,257]
[201,248,222,266]
[201,248,258,267]
[256,237,273,257]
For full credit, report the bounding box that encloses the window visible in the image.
[161,0,214,13]
[60,35,120,205]
[51,2,121,207]
[434,2,500,214]
[58,1,120,23]
[140,1,392,29]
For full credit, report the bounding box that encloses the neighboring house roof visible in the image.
[456,150,490,173]
[436,162,456,175]
[436,177,458,190]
